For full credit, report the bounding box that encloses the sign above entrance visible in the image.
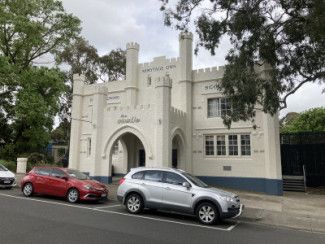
[117,114,140,124]
[141,64,176,74]
[107,95,121,104]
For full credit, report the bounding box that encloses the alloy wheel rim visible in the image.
[68,189,78,202]
[23,184,32,196]
[199,205,215,223]
[127,196,140,212]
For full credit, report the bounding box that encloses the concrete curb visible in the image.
[239,207,325,233]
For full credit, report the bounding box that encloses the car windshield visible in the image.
[66,169,89,180]
[182,172,209,188]
[0,164,8,171]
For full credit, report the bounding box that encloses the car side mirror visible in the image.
[182,182,191,189]
[61,176,69,181]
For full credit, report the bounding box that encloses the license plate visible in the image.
[4,180,10,184]
[101,193,107,197]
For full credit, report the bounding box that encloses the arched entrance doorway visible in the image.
[109,132,146,175]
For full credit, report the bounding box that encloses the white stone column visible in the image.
[179,32,193,172]
[125,42,139,105]
[91,86,107,179]
[155,75,172,167]
[69,74,84,169]
[16,158,27,174]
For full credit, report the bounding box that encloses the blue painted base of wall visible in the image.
[91,176,112,184]
[198,176,283,196]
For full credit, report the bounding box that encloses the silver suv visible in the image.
[117,167,243,225]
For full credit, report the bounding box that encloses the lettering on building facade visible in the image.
[107,95,121,104]
[117,114,140,124]
[142,64,176,73]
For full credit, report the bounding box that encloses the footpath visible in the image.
[231,187,325,233]
[16,174,325,233]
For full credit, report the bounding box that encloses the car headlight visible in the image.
[220,195,236,203]
[83,184,93,190]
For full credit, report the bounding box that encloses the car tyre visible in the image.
[125,193,144,214]
[22,183,33,197]
[196,202,219,225]
[67,188,79,203]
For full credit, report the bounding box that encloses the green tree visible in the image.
[0,0,80,158]
[51,119,70,143]
[160,0,325,126]
[99,48,126,82]
[281,108,325,132]
[56,38,126,122]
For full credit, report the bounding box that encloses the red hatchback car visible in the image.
[21,166,108,203]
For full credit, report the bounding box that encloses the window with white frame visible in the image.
[87,137,91,157]
[205,135,215,156]
[228,134,238,156]
[216,135,226,155]
[241,134,251,156]
[207,98,232,118]
[204,134,251,157]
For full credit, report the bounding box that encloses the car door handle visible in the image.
[165,187,171,190]
[141,182,146,185]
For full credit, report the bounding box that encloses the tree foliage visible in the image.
[281,107,325,132]
[160,0,325,126]
[0,0,80,158]
[55,37,126,122]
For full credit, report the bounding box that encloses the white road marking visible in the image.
[0,192,238,231]
[94,204,121,209]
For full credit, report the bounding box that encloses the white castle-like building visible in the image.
[69,32,283,195]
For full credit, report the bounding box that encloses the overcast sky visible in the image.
[62,0,324,118]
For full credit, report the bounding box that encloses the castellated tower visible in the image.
[179,32,193,172]
[155,75,172,167]
[126,42,139,105]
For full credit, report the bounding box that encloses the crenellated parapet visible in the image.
[126,42,140,51]
[170,107,186,117]
[192,66,225,82]
[179,31,193,41]
[139,57,180,71]
[155,75,172,88]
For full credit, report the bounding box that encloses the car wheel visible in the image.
[125,193,143,214]
[67,188,79,203]
[23,183,33,197]
[196,202,219,225]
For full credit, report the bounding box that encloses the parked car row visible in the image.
[1,163,243,225]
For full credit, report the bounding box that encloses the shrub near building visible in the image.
[282,108,325,133]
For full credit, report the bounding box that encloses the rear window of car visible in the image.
[131,171,144,180]
[143,170,163,182]
[34,167,51,176]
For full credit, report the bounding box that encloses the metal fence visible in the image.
[281,132,325,187]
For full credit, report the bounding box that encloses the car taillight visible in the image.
[118,178,125,185]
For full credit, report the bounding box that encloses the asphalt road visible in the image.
[0,189,324,244]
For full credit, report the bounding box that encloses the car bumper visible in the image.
[80,190,109,201]
[0,181,17,188]
[117,195,123,203]
[221,204,244,219]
